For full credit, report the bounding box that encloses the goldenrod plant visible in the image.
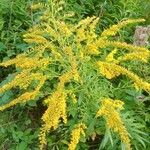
[0,0,150,149]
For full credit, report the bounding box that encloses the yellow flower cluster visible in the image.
[0,41,48,112]
[76,16,97,29]
[74,16,101,56]
[0,54,50,70]
[85,43,100,55]
[39,68,79,149]
[23,34,48,44]
[96,98,131,150]
[0,91,38,111]
[101,19,145,37]
[96,61,150,92]
[0,72,46,111]
[105,48,118,63]
[63,46,81,82]
[0,71,46,93]
[39,90,67,150]
[56,21,72,37]
[118,52,149,63]
[109,41,149,53]
[68,123,86,150]
[96,61,121,79]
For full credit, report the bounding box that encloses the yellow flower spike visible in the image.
[0,91,38,111]
[96,38,110,49]
[89,17,99,32]
[96,61,121,79]
[56,21,72,37]
[0,71,46,93]
[105,48,119,63]
[101,19,145,37]
[0,71,29,93]
[96,61,150,92]
[0,73,46,111]
[0,55,50,70]
[39,91,67,149]
[39,125,47,150]
[63,46,81,83]
[109,41,149,53]
[24,35,48,44]
[0,53,27,67]
[85,43,100,55]
[76,16,97,28]
[76,28,86,43]
[44,23,58,39]
[96,98,131,150]
[68,123,86,150]
[118,51,149,63]
[27,25,43,34]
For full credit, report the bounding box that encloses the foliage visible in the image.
[0,0,150,150]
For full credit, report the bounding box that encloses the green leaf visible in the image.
[16,141,28,150]
[27,100,37,107]
[0,90,14,105]
[0,17,4,30]
[0,42,6,51]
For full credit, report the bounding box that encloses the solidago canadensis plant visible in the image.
[0,0,150,149]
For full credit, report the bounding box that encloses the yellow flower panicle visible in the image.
[76,28,86,43]
[43,43,62,60]
[44,23,58,39]
[96,98,131,150]
[56,21,72,37]
[85,43,100,55]
[0,70,46,92]
[0,91,38,111]
[76,16,97,28]
[23,34,47,44]
[105,48,118,63]
[96,61,150,92]
[68,123,86,150]
[0,54,50,70]
[0,74,46,111]
[63,46,81,82]
[109,41,150,53]
[75,16,98,43]
[101,19,145,37]
[86,17,99,41]
[96,61,121,79]
[0,54,27,67]
[39,68,79,149]
[118,52,149,63]
[27,25,43,35]
[39,91,67,149]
